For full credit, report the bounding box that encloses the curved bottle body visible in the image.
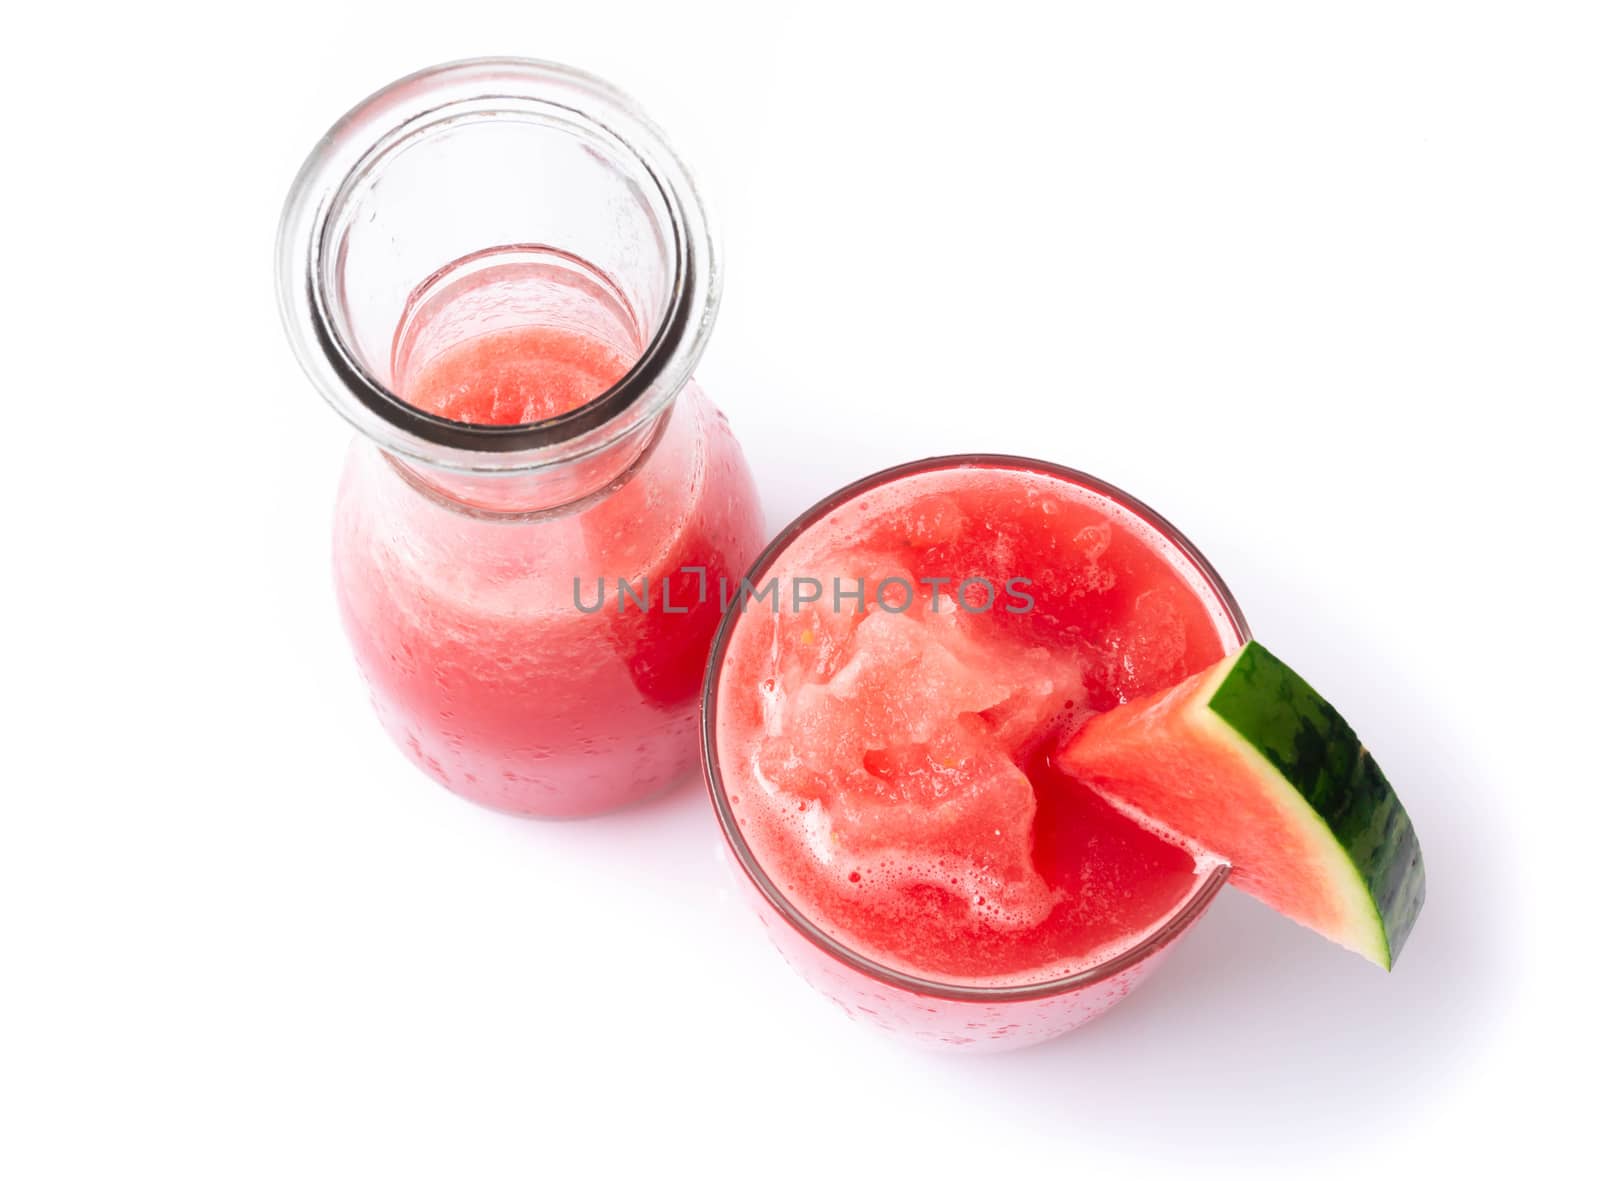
[277,60,761,816]
[335,385,762,816]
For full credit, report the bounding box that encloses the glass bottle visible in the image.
[703,457,1250,1048]
[277,59,764,817]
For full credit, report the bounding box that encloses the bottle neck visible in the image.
[385,404,672,519]
[376,243,678,518]
[276,59,721,494]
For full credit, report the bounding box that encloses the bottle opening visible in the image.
[391,245,648,426]
[276,58,718,475]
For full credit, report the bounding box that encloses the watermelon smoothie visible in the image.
[705,457,1248,1048]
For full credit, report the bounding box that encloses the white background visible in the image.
[4,2,1596,1176]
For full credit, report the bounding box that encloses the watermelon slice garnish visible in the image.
[1054,640,1425,968]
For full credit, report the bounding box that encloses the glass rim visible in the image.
[699,454,1250,1003]
[274,57,718,475]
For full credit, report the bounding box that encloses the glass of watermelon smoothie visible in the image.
[277,60,763,817]
[704,456,1249,1049]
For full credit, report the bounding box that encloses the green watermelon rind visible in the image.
[1197,642,1426,969]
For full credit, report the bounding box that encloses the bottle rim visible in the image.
[274,57,718,475]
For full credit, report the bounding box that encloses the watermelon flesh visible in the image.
[1054,640,1425,968]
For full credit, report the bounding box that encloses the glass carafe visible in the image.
[277,59,763,817]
